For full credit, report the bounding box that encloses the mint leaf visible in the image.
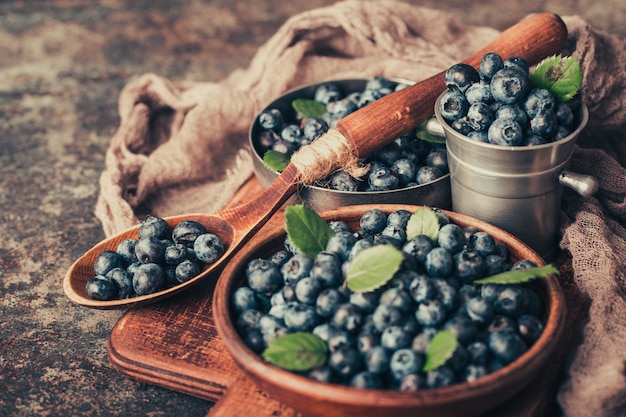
[415,120,446,144]
[406,207,440,241]
[263,150,290,172]
[346,244,404,293]
[474,264,559,285]
[530,54,582,103]
[262,332,328,371]
[285,205,335,259]
[292,98,326,118]
[423,330,458,372]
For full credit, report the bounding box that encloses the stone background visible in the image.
[1,1,623,416]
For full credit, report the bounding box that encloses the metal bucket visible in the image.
[434,92,597,261]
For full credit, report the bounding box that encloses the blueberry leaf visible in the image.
[474,264,559,284]
[285,205,335,259]
[292,98,326,118]
[415,120,446,144]
[423,330,458,372]
[263,150,290,172]
[262,332,328,371]
[406,206,440,241]
[529,54,582,103]
[346,244,404,293]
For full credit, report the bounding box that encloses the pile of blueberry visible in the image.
[439,53,579,146]
[231,208,546,391]
[85,215,224,301]
[256,78,449,191]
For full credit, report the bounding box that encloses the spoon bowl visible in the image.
[63,12,569,309]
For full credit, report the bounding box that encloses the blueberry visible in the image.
[373,142,403,166]
[328,171,360,191]
[280,124,303,143]
[315,287,346,318]
[329,347,364,379]
[193,233,224,264]
[357,333,379,353]
[523,88,556,119]
[105,267,134,299]
[488,328,527,364]
[236,308,262,334]
[466,296,495,326]
[116,238,138,266]
[495,104,528,127]
[281,253,313,285]
[484,254,505,275]
[171,220,208,248]
[444,63,480,93]
[365,345,391,374]
[93,250,125,276]
[403,236,434,265]
[425,247,453,278]
[358,88,384,108]
[390,348,423,382]
[372,304,404,332]
[465,82,493,104]
[314,82,342,104]
[331,303,363,333]
[503,56,529,75]
[350,371,383,389]
[132,263,165,295]
[85,275,118,300]
[244,329,266,353]
[327,329,354,353]
[416,166,444,185]
[381,325,412,350]
[408,274,437,303]
[138,215,170,240]
[246,259,283,295]
[268,250,291,268]
[490,67,528,104]
[488,118,523,146]
[454,249,486,283]
[307,366,335,383]
[302,117,328,144]
[451,117,473,135]
[271,139,298,155]
[231,286,259,314]
[390,158,417,186]
[135,237,166,264]
[488,315,517,333]
[175,259,201,283]
[411,327,437,354]
[466,340,490,365]
[494,285,529,318]
[399,373,426,392]
[256,130,279,153]
[360,208,387,235]
[281,284,298,304]
[326,98,357,119]
[349,238,374,260]
[368,166,399,191]
[283,303,318,332]
[445,344,470,373]
[439,90,470,121]
[258,314,287,343]
[387,210,412,229]
[349,291,380,314]
[510,259,536,270]
[466,102,495,132]
[164,243,191,265]
[479,52,504,82]
[438,223,467,254]
[553,125,573,142]
[258,108,284,131]
[433,278,458,312]
[468,231,496,257]
[295,277,323,305]
[517,314,544,344]
[380,287,413,314]
[425,148,449,174]
[326,231,357,262]
[467,130,490,143]
[426,365,456,388]
[530,110,557,139]
[310,251,342,288]
[415,299,447,327]
[461,364,488,382]
[555,102,574,128]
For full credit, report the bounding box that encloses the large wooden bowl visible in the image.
[212,204,566,417]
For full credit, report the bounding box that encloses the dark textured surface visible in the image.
[0,1,623,416]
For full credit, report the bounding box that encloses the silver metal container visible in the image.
[250,79,452,212]
[434,92,597,261]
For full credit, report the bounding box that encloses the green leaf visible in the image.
[474,264,559,285]
[285,205,335,259]
[529,54,582,103]
[406,207,440,241]
[262,332,328,371]
[423,330,458,372]
[415,120,446,144]
[263,150,290,172]
[346,244,405,293]
[292,98,326,118]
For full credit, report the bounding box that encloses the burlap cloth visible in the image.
[94,1,626,416]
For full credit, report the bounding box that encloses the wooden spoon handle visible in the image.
[336,12,568,158]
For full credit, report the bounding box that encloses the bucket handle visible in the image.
[559,170,599,198]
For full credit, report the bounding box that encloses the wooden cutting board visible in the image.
[108,177,588,417]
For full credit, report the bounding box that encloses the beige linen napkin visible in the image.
[94,1,626,416]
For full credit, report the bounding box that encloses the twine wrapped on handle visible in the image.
[289,128,369,185]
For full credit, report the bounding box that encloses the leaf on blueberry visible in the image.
[423,330,458,372]
[262,332,328,371]
[346,244,404,293]
[474,264,559,285]
[530,54,582,103]
[292,98,326,118]
[415,120,446,144]
[285,205,335,259]
[263,150,290,172]
[406,206,440,241]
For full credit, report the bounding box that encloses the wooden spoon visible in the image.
[64,12,568,309]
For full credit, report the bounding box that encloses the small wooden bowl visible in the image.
[213,204,566,417]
